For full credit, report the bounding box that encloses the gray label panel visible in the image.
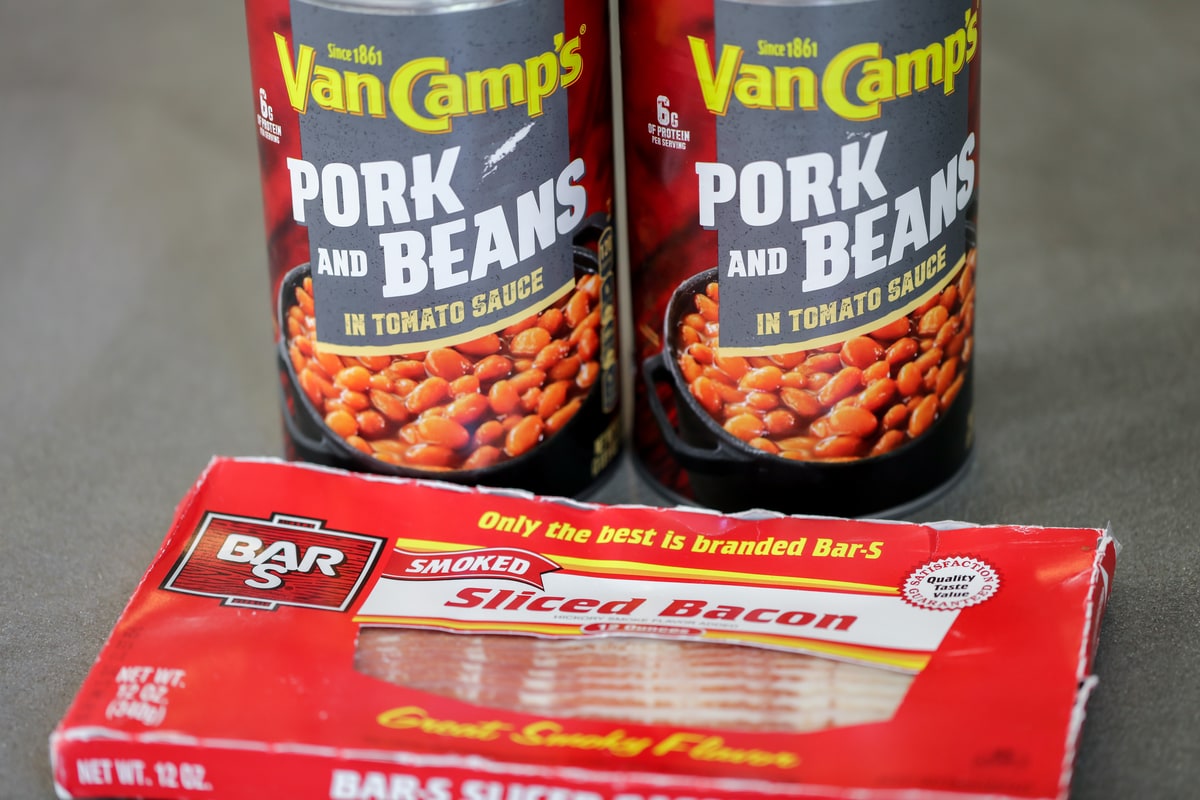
[709,0,975,353]
[289,0,579,353]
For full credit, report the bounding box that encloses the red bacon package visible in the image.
[51,457,1116,799]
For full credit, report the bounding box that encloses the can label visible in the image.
[623,0,981,515]
[246,0,620,494]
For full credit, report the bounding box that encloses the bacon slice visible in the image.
[355,629,912,732]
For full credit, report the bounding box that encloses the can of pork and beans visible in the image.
[621,0,981,516]
[244,0,621,497]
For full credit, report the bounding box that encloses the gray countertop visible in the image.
[2,1,1198,797]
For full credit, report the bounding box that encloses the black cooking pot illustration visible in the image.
[276,216,612,497]
[643,227,976,517]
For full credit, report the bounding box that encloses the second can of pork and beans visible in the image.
[244,0,621,496]
[621,0,982,515]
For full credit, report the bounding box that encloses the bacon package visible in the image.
[51,458,1116,800]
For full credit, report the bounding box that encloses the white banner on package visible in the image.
[358,572,959,657]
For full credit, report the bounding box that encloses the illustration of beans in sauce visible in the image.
[286,274,603,471]
[676,249,975,462]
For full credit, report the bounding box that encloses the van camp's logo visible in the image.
[689,8,979,122]
[275,27,586,134]
[162,512,386,611]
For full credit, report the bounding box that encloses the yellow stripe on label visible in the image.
[354,615,581,637]
[390,538,899,595]
[702,630,929,672]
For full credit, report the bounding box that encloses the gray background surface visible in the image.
[1,1,1197,798]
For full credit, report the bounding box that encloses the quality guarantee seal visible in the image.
[903,556,1000,611]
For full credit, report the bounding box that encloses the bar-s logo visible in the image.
[162,512,386,611]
